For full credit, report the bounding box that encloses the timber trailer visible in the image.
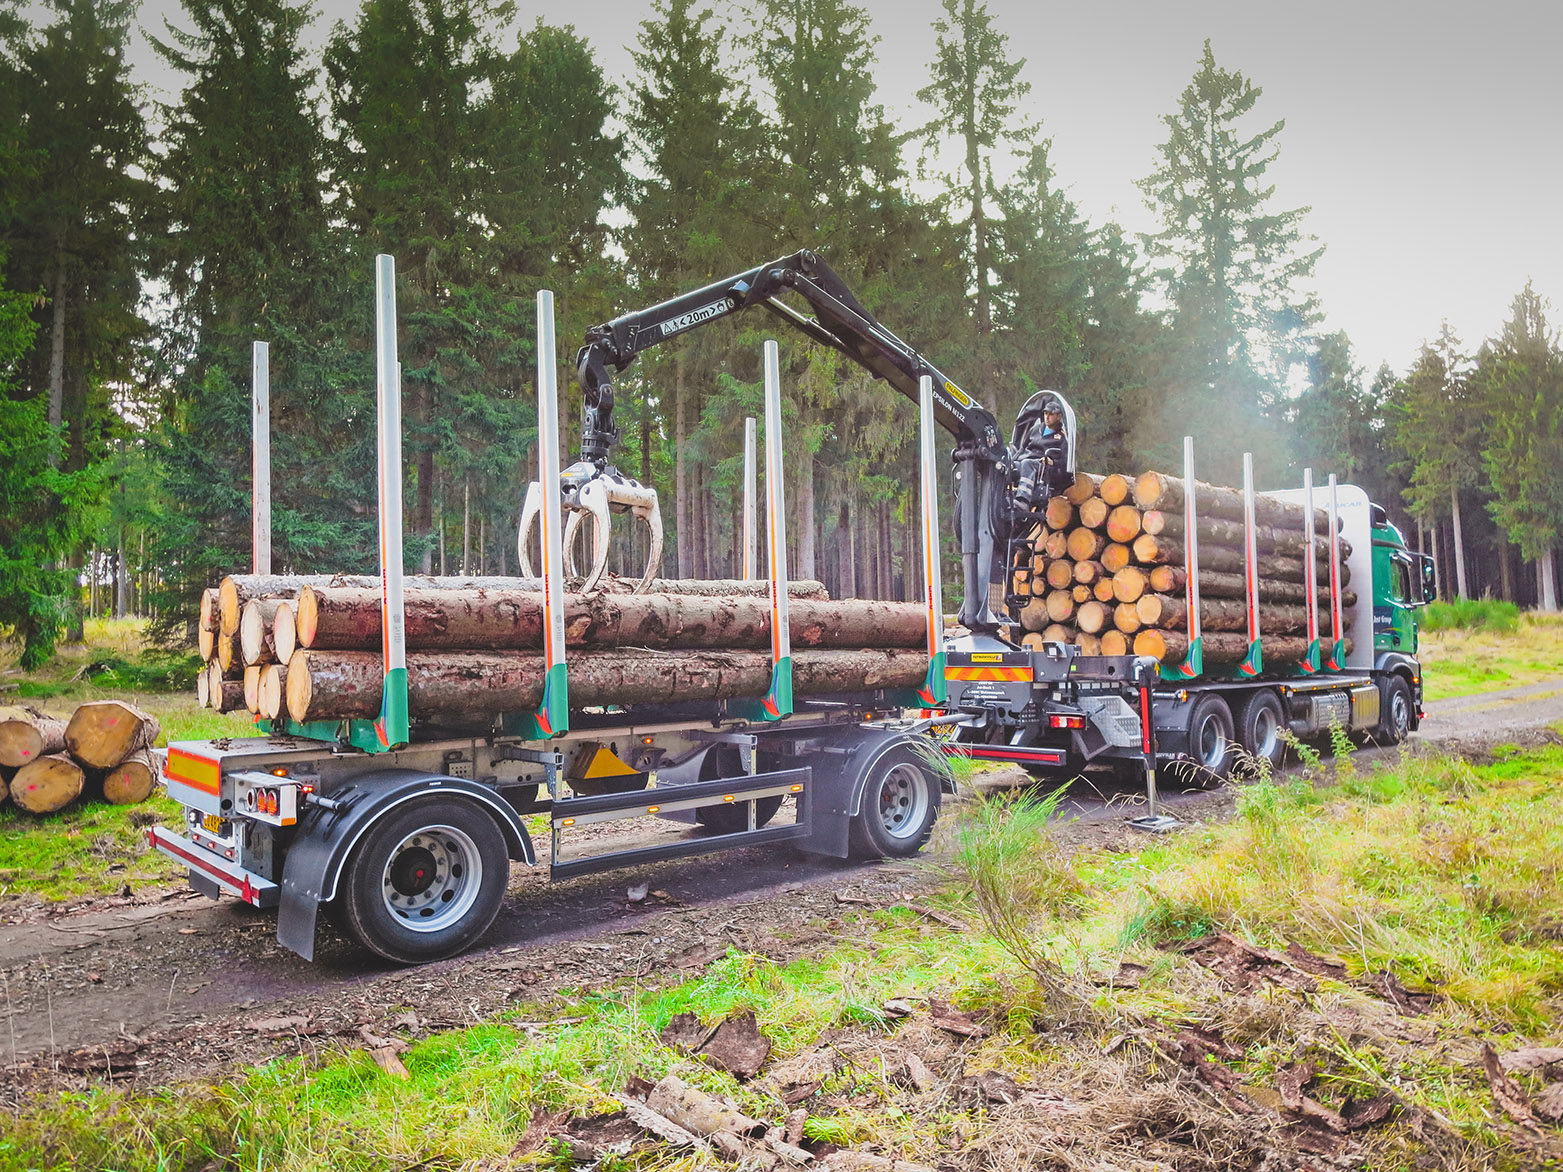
[148,258,957,964]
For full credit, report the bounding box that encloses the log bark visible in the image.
[0,709,68,769]
[1136,593,1348,636]
[240,598,287,666]
[11,752,85,813]
[1100,543,1132,573]
[1134,509,1347,560]
[1132,629,1350,666]
[1130,534,1245,573]
[1077,497,1110,530]
[1100,630,1129,656]
[1044,497,1074,529]
[1044,560,1075,590]
[296,587,926,653]
[221,573,831,635]
[1147,565,1356,606]
[99,748,157,805]
[286,648,929,725]
[65,702,161,769]
[1133,471,1327,528]
[1099,473,1133,506]
[1105,505,1142,544]
[1062,472,1101,506]
[1111,567,1150,604]
[1076,600,1109,634]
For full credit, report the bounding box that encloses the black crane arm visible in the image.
[573,248,1014,633]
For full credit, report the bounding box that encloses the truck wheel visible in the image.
[848,745,942,859]
[1378,676,1413,745]
[1235,690,1286,773]
[334,796,509,965]
[1183,694,1234,786]
[695,745,782,834]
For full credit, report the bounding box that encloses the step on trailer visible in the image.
[149,258,955,964]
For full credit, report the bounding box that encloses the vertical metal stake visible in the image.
[251,341,271,575]
[916,375,946,706]
[742,416,758,580]
[374,255,409,749]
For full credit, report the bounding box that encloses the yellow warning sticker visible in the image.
[969,653,1003,663]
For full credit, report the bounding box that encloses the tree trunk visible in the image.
[1135,594,1331,635]
[1147,565,1353,604]
[1130,534,1245,572]
[0,710,68,769]
[11,753,84,814]
[1499,537,1515,602]
[1140,509,1345,559]
[47,236,66,468]
[1450,484,1469,598]
[287,647,929,724]
[1540,544,1558,611]
[797,447,816,581]
[65,701,161,770]
[295,587,922,652]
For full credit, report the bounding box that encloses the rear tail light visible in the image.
[1048,714,1086,730]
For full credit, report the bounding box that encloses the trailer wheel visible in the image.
[848,745,942,859]
[1235,690,1286,773]
[695,745,783,834]
[1183,694,1234,786]
[1378,676,1413,745]
[334,796,509,964]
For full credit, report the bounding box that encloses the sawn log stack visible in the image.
[1013,470,1355,667]
[200,574,930,726]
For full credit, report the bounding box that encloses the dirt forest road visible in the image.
[1,679,1558,1095]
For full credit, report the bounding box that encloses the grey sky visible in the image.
[123,0,1561,379]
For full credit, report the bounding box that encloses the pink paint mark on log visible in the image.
[20,749,30,758]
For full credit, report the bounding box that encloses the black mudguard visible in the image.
[795,727,954,859]
[277,769,535,961]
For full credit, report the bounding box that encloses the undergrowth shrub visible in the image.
[1423,597,1520,633]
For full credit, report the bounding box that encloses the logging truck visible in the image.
[150,249,1436,964]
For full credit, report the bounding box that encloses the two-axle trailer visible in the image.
[150,263,955,964]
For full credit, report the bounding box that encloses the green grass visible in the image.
[0,793,183,901]
[5,746,1561,1170]
[1419,610,1563,701]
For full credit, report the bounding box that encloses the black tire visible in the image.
[1182,694,1234,786]
[333,796,509,964]
[694,745,783,834]
[847,744,943,859]
[1377,675,1413,745]
[1235,690,1286,773]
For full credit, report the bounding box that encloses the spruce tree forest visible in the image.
[3,0,1560,669]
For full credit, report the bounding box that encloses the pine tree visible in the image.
[1477,283,1563,609]
[917,0,1036,404]
[151,0,370,624]
[1392,323,1479,598]
[1137,40,1321,480]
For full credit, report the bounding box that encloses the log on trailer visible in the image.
[0,708,68,769]
[295,587,927,652]
[1134,510,1348,560]
[285,647,929,724]
[240,597,289,666]
[1133,594,1343,636]
[1132,629,1354,665]
[1133,472,1328,528]
[1147,565,1356,604]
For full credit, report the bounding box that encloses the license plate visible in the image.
[202,813,225,835]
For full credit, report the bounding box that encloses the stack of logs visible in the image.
[0,702,161,814]
[198,574,933,727]
[1011,470,1355,668]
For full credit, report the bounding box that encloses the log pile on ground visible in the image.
[0,702,162,815]
[200,573,930,728]
[1011,470,1355,670]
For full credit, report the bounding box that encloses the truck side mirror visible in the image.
[1418,554,1438,603]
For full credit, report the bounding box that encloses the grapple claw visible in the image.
[517,466,663,595]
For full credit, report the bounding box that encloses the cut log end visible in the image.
[12,753,85,814]
[64,702,161,771]
[101,748,158,805]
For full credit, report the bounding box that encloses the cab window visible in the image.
[1390,558,1412,604]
